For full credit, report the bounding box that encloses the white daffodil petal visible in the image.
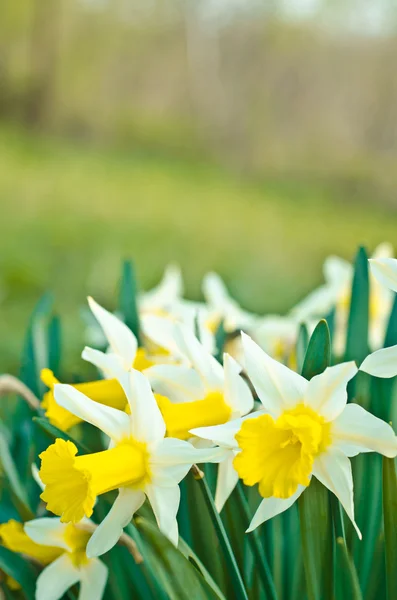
[146,484,180,546]
[247,486,305,533]
[304,362,358,421]
[82,346,127,381]
[313,449,362,539]
[141,316,184,360]
[145,364,206,404]
[122,370,166,443]
[332,403,397,458]
[324,256,353,287]
[223,354,254,416]
[175,325,224,390]
[190,417,249,449]
[36,554,80,600]
[79,558,108,600]
[54,384,130,442]
[24,518,69,551]
[215,454,239,512]
[369,257,397,293]
[360,346,397,378]
[140,264,183,311]
[242,333,307,416]
[151,438,226,485]
[86,488,144,558]
[88,296,137,368]
[202,272,230,308]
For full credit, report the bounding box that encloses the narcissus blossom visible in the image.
[0,518,107,600]
[39,369,225,557]
[204,334,397,533]
[145,325,254,440]
[291,243,394,354]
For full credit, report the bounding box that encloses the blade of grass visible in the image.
[234,482,277,600]
[191,470,248,600]
[382,457,397,600]
[331,495,362,600]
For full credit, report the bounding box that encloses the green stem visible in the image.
[234,483,277,600]
[193,470,248,600]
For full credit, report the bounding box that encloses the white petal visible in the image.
[88,296,137,368]
[324,256,353,287]
[304,362,358,421]
[332,403,397,458]
[141,315,185,361]
[372,242,394,260]
[369,257,397,293]
[174,325,224,391]
[120,370,166,443]
[190,417,249,449]
[202,272,230,308]
[360,346,397,378]
[247,486,305,532]
[146,484,180,546]
[140,264,183,311]
[151,438,226,485]
[313,449,361,539]
[215,454,239,512]
[54,384,130,442]
[145,364,205,403]
[79,559,108,600]
[82,346,126,380]
[36,554,80,600]
[242,333,307,416]
[223,354,254,417]
[87,487,144,558]
[24,518,70,551]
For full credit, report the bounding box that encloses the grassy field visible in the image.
[1,124,397,373]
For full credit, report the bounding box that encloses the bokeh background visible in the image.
[2,0,397,371]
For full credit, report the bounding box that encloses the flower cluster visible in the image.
[1,251,397,600]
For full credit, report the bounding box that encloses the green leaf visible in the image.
[47,314,62,376]
[233,483,277,600]
[0,428,34,521]
[33,417,90,454]
[135,516,227,600]
[214,320,226,364]
[119,260,141,344]
[298,478,333,600]
[301,320,331,381]
[192,472,248,600]
[296,323,309,374]
[331,495,362,600]
[383,457,397,600]
[344,247,369,365]
[0,546,37,600]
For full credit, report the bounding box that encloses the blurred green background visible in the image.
[2,0,397,372]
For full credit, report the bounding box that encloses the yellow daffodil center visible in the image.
[63,524,91,567]
[234,404,331,499]
[39,438,150,523]
[156,391,231,440]
[0,520,63,565]
[133,347,156,371]
[41,369,127,432]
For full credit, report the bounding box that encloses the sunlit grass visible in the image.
[1,124,397,371]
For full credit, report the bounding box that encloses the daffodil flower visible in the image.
[145,325,254,440]
[202,272,258,333]
[0,518,107,600]
[39,369,225,556]
[40,296,185,432]
[190,413,260,512]
[212,333,397,534]
[291,243,394,354]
